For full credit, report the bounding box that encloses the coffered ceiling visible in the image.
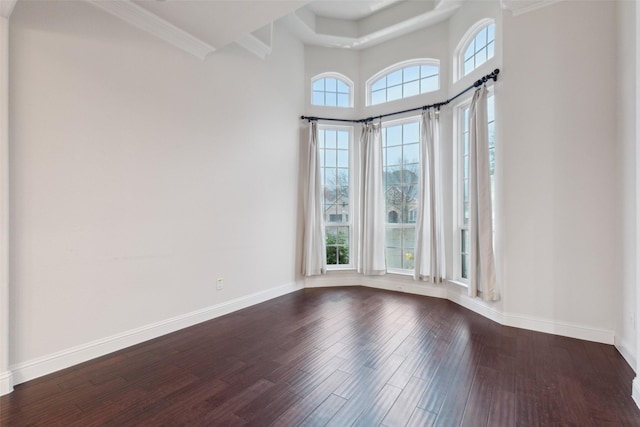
[2,0,557,59]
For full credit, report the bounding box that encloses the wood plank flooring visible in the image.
[1,286,639,426]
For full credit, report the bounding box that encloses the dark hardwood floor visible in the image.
[1,286,639,426]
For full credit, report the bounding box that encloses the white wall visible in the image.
[617,0,637,369]
[501,1,618,339]
[8,0,304,383]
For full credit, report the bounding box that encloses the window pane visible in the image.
[371,89,386,105]
[487,24,495,42]
[312,91,325,105]
[325,78,337,92]
[337,150,348,168]
[403,248,415,270]
[312,79,325,91]
[420,76,439,93]
[387,247,402,269]
[326,92,337,106]
[476,48,487,66]
[337,93,349,108]
[337,131,349,149]
[337,168,349,186]
[337,80,349,93]
[325,150,337,168]
[461,253,469,279]
[387,85,402,102]
[385,166,402,186]
[463,23,495,76]
[337,233,349,264]
[403,227,415,250]
[404,66,420,82]
[387,69,402,86]
[487,41,495,60]
[386,228,402,247]
[461,229,469,254]
[464,58,474,76]
[324,167,336,186]
[320,125,351,267]
[487,96,495,122]
[386,146,402,166]
[421,65,438,78]
[488,122,495,149]
[404,80,420,98]
[383,118,421,272]
[403,167,418,185]
[463,156,469,182]
[403,122,419,143]
[370,63,439,105]
[404,144,419,165]
[476,28,487,48]
[371,77,386,92]
[325,131,337,149]
[385,126,402,146]
[464,42,475,61]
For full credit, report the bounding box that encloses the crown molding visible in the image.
[283,0,460,50]
[501,0,562,16]
[86,0,215,60]
[0,0,17,19]
[235,22,273,60]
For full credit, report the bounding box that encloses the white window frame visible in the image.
[318,124,355,270]
[453,88,495,284]
[311,72,354,108]
[382,115,421,276]
[366,59,440,107]
[454,19,496,82]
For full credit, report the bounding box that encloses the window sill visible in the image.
[325,267,356,273]
[447,279,469,289]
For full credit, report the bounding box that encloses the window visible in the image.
[383,118,420,272]
[319,126,352,267]
[456,20,495,80]
[367,59,439,106]
[311,73,353,108]
[456,94,495,281]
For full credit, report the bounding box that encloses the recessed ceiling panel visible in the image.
[133,0,307,48]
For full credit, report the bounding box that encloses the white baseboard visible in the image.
[307,277,615,345]
[362,275,448,299]
[633,377,640,409]
[615,338,637,372]
[304,272,362,288]
[0,369,13,396]
[501,312,614,345]
[446,288,504,325]
[9,281,303,387]
[446,288,614,344]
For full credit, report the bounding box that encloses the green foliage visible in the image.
[326,231,349,265]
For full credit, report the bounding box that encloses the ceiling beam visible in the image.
[86,0,216,60]
[0,0,17,19]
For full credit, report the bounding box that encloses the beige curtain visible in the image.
[415,108,445,283]
[358,122,386,275]
[468,86,499,301]
[301,121,326,276]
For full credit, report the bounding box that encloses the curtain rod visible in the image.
[300,68,500,124]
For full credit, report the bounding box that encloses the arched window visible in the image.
[311,73,354,108]
[366,59,440,106]
[455,19,495,80]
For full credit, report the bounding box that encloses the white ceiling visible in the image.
[131,0,307,49]
[306,0,403,20]
[283,0,464,49]
[81,0,466,59]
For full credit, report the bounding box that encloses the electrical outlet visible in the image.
[216,277,223,290]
